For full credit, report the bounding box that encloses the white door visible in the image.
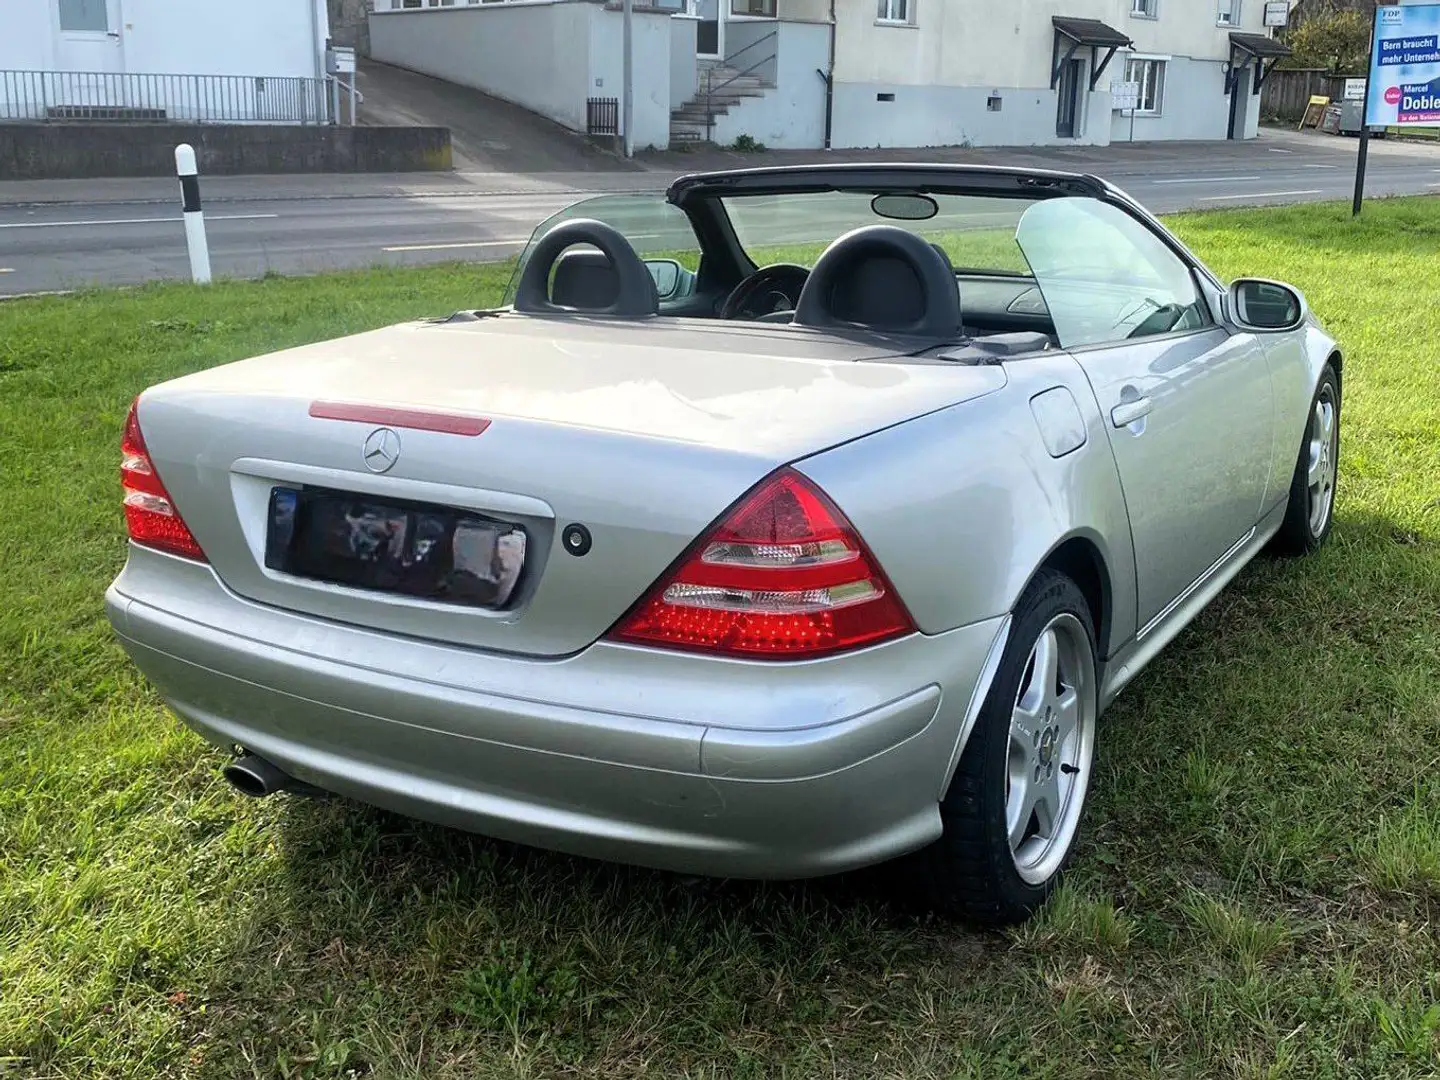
[55,0,125,73]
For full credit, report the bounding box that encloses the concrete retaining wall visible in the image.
[0,123,452,179]
[370,1,673,151]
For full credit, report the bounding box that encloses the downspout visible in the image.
[823,0,835,149]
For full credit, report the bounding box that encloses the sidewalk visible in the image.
[0,169,670,208]
[2,126,1431,208]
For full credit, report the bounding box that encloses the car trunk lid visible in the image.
[136,315,1005,656]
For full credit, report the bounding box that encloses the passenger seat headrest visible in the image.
[793,225,964,339]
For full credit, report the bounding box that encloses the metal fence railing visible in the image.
[586,97,619,136]
[0,69,336,125]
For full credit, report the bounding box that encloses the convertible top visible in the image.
[666,163,1110,208]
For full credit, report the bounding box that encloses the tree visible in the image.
[1284,5,1373,73]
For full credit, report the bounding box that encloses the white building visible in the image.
[1,0,332,123]
[369,0,1289,150]
[828,0,1287,148]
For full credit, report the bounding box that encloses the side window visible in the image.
[1016,197,1208,350]
[58,0,109,31]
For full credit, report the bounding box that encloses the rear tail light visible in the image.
[121,399,207,562]
[608,468,915,659]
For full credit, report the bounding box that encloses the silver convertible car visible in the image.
[106,165,1341,924]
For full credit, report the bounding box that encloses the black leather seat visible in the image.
[792,226,965,339]
[550,250,620,309]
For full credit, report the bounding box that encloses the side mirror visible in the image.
[1230,278,1306,333]
[644,258,688,301]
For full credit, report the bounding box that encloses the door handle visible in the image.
[1111,397,1153,428]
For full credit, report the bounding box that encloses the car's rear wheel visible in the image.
[912,570,1098,924]
[1270,363,1341,556]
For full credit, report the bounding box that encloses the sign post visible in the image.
[1357,4,1440,214]
[1112,79,1141,142]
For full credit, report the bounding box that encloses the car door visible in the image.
[1017,197,1273,630]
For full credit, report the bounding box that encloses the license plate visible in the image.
[264,487,527,609]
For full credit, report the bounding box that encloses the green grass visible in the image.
[2,199,1439,1079]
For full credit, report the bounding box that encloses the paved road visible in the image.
[2,129,1438,298]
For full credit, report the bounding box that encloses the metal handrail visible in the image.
[0,68,335,124]
[702,31,778,142]
[721,28,778,72]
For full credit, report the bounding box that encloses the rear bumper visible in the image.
[107,545,1007,879]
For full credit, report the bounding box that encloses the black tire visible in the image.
[1270,362,1341,557]
[909,570,1099,925]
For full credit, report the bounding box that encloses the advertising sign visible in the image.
[1365,4,1440,127]
[1264,1,1289,28]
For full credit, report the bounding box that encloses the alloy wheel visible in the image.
[1307,385,1339,537]
[1005,613,1097,886]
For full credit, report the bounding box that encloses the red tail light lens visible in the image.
[608,468,915,659]
[121,399,207,562]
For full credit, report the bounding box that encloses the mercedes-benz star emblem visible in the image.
[362,427,401,474]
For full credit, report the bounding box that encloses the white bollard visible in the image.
[174,143,212,286]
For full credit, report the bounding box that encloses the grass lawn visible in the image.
[2,199,1439,1080]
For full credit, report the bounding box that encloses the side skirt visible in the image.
[1098,499,1288,710]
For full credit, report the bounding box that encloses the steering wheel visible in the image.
[719,264,810,321]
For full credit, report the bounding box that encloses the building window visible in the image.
[401,0,422,8]
[1126,57,1166,113]
[1130,0,1157,18]
[1217,0,1239,25]
[732,0,776,15]
[57,0,109,32]
[877,0,913,24]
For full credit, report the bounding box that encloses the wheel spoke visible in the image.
[1054,687,1081,743]
[1032,629,1060,705]
[1011,700,1042,746]
[1008,777,1037,850]
[1319,401,1334,443]
[1032,775,1060,841]
[1308,447,1327,489]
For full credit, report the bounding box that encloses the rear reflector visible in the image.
[121,399,207,562]
[608,468,915,659]
[309,401,492,437]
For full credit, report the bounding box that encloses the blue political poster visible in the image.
[1366,4,1440,127]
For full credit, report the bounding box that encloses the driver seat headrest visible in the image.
[792,225,963,339]
[551,250,620,310]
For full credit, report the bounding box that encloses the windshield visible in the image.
[502,187,1207,350]
[722,191,1039,276]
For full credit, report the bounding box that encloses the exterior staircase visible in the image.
[669,63,775,146]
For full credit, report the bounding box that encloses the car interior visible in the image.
[501,169,1216,361]
[511,214,1057,362]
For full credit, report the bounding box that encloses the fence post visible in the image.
[174,144,212,286]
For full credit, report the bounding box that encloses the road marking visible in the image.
[1198,189,1323,201]
[1268,148,1295,154]
[1302,164,1341,169]
[383,238,530,252]
[1153,176,1264,184]
[0,268,13,273]
[0,213,279,230]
